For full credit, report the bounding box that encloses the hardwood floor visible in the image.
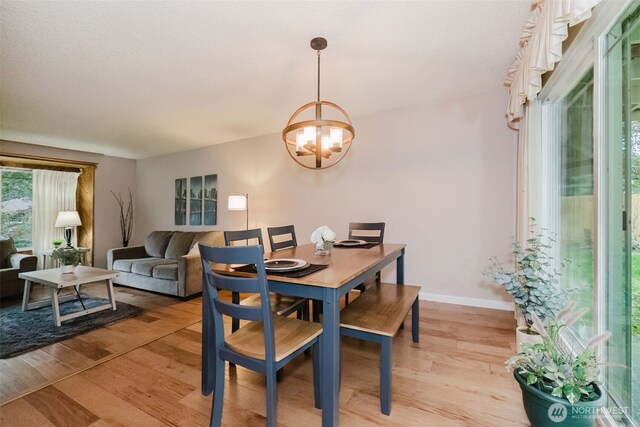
[0,286,529,426]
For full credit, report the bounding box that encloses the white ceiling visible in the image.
[0,1,530,160]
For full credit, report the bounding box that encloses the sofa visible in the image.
[0,237,38,298]
[107,230,225,298]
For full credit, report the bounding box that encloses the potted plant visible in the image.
[52,248,83,273]
[486,219,573,351]
[52,239,64,249]
[508,308,609,427]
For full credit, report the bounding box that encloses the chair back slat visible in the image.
[224,229,264,251]
[348,222,386,243]
[214,298,263,322]
[206,270,262,294]
[267,225,297,251]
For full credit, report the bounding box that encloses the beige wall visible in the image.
[137,89,517,305]
[0,140,137,268]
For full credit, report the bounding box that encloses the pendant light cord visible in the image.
[317,50,321,103]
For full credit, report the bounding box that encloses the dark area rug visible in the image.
[0,295,143,359]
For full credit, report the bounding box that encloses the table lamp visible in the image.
[55,211,82,248]
[228,194,248,230]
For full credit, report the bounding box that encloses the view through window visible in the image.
[0,169,33,249]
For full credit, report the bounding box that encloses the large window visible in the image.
[531,2,640,425]
[0,169,33,249]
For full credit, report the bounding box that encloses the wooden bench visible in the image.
[340,282,420,415]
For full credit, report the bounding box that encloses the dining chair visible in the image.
[199,244,322,426]
[224,229,308,333]
[348,222,386,243]
[345,222,386,305]
[267,225,297,251]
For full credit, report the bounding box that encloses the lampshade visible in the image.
[55,211,82,227]
[228,195,247,211]
[282,37,355,170]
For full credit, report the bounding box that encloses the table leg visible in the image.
[51,287,62,327]
[321,287,340,427]
[106,279,117,310]
[21,280,32,311]
[397,250,405,284]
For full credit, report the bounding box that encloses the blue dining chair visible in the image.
[344,222,386,306]
[199,244,322,426]
[267,225,298,251]
[224,229,308,333]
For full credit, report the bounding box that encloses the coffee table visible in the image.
[19,266,119,327]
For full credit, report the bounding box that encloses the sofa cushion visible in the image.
[131,258,178,277]
[165,232,196,259]
[144,231,174,258]
[153,264,179,281]
[0,238,17,269]
[112,257,153,273]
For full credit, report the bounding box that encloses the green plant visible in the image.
[486,219,572,333]
[52,239,64,246]
[507,306,610,405]
[51,248,83,266]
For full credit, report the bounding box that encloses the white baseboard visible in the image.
[419,292,514,311]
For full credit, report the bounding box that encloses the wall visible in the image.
[0,140,137,268]
[137,88,517,306]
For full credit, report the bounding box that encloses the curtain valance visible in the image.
[505,0,601,125]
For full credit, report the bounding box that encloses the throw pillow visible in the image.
[0,237,17,269]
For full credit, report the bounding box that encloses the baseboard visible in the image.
[419,292,514,311]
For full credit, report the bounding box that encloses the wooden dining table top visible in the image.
[210,243,405,289]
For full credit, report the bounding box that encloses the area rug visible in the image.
[0,295,143,359]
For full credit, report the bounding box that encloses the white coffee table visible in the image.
[19,266,119,327]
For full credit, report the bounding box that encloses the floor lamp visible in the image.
[228,193,248,230]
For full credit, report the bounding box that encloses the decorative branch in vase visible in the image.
[112,188,133,247]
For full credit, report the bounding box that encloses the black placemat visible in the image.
[334,242,380,249]
[233,263,328,278]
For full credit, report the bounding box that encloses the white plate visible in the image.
[336,239,368,247]
[264,258,308,272]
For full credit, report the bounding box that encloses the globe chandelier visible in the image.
[282,37,355,169]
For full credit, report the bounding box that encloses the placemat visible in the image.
[334,242,380,249]
[233,263,329,278]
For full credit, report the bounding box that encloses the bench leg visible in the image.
[412,297,419,343]
[380,337,392,415]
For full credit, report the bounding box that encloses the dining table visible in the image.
[202,242,406,427]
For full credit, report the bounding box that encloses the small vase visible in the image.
[122,240,129,248]
[315,241,333,256]
[60,264,75,274]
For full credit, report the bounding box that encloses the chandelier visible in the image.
[282,37,355,169]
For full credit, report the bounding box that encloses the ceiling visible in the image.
[0,1,530,160]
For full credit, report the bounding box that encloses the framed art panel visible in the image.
[189,176,202,225]
[175,178,187,225]
[204,174,217,225]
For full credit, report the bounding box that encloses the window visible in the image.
[0,169,33,249]
[558,69,595,343]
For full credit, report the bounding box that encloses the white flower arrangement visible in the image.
[310,226,336,245]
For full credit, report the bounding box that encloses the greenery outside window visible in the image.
[0,169,33,249]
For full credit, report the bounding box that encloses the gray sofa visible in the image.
[107,230,224,298]
[0,237,38,298]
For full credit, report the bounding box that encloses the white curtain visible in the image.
[32,170,80,268]
[505,0,601,125]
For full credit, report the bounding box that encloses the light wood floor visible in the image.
[0,286,530,426]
